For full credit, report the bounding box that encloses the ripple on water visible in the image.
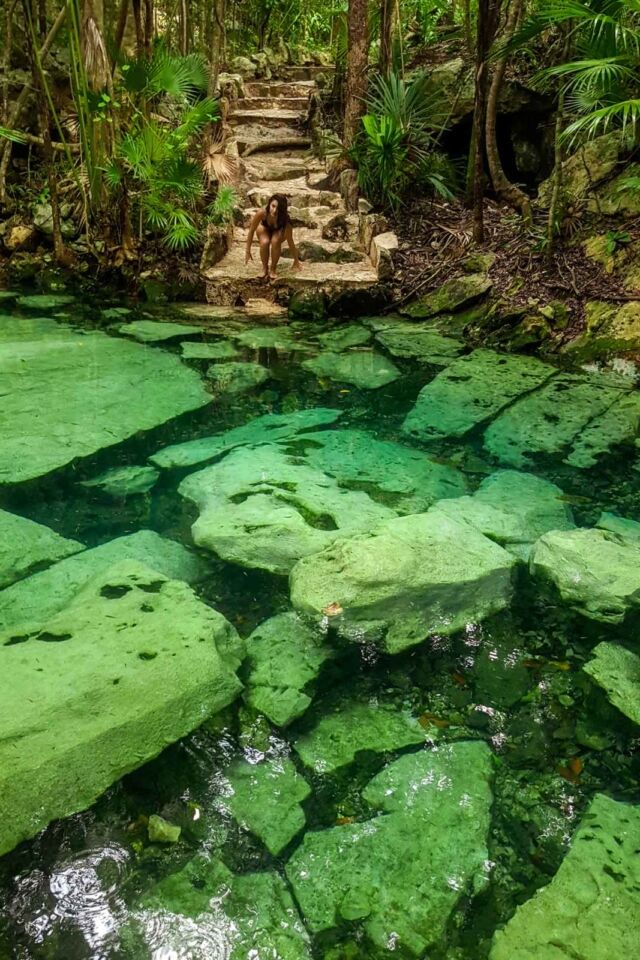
[135,907,237,960]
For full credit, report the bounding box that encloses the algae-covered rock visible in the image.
[294,701,426,773]
[597,511,640,545]
[0,317,209,483]
[302,350,401,389]
[180,339,239,359]
[402,349,554,442]
[0,529,206,632]
[217,757,310,854]
[0,509,84,589]
[537,131,634,207]
[233,326,310,350]
[244,612,334,725]
[139,859,311,959]
[288,428,467,513]
[490,794,640,960]
[206,361,269,394]
[563,300,640,360]
[179,445,395,575]
[584,642,640,726]
[0,561,242,857]
[148,815,181,844]
[400,273,492,319]
[375,324,465,365]
[151,407,342,470]
[290,510,516,653]
[564,391,640,469]
[79,464,159,497]
[16,293,75,310]
[288,289,327,321]
[431,470,574,559]
[530,527,640,623]
[287,742,493,957]
[118,320,203,342]
[483,372,630,468]
[316,324,371,351]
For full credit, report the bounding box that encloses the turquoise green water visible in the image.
[0,292,639,959]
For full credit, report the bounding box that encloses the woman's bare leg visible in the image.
[269,230,283,279]
[256,224,270,279]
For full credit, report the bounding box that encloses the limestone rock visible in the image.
[402,349,553,442]
[244,612,333,725]
[287,742,493,957]
[206,361,269,394]
[0,561,242,857]
[0,509,84,589]
[0,317,209,483]
[316,324,371,351]
[148,815,181,844]
[290,510,516,653]
[371,231,398,280]
[597,511,640,545]
[401,273,492,319]
[0,529,206,632]
[32,202,77,238]
[375,324,465,365]
[179,444,395,575]
[288,289,327,321]
[3,222,37,252]
[490,794,640,960]
[530,527,640,623]
[563,300,640,360]
[217,757,310,854]
[287,428,467,513]
[484,372,631,468]
[294,701,426,773]
[150,407,342,470]
[303,350,400,389]
[79,464,159,497]
[117,319,204,342]
[181,340,239,359]
[583,642,640,726]
[537,131,634,207]
[564,391,640,469]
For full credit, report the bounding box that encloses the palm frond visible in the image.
[562,98,640,139]
[0,125,26,143]
[202,143,240,185]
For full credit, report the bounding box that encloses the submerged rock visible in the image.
[431,471,574,560]
[564,391,640,469]
[287,742,493,957]
[302,350,401,389]
[597,511,640,544]
[0,561,242,857]
[233,326,311,350]
[316,324,371,351]
[205,361,269,394]
[180,340,239,359]
[0,317,209,483]
[139,858,311,959]
[375,324,465,366]
[290,510,516,653]
[179,444,395,575]
[16,293,75,310]
[117,320,203,342]
[0,529,206,632]
[217,757,310,854]
[530,527,640,623]
[148,815,181,844]
[584,642,640,727]
[490,794,640,960]
[294,701,426,773]
[0,509,84,589]
[400,273,492,319]
[244,612,334,725]
[79,464,159,497]
[151,407,342,471]
[402,349,553,442]
[286,428,467,513]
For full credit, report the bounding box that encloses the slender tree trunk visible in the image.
[131,0,144,54]
[207,0,225,94]
[471,0,500,242]
[179,0,188,54]
[379,0,392,75]
[546,89,565,258]
[1,0,18,125]
[344,0,369,149]
[485,0,532,223]
[462,0,473,56]
[112,0,129,64]
[143,0,153,50]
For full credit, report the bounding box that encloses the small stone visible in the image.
[206,361,269,394]
[148,814,181,844]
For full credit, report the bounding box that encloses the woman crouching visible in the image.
[245,193,302,281]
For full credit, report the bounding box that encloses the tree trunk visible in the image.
[131,0,144,54]
[379,0,392,75]
[1,0,18,125]
[208,0,225,95]
[471,0,499,242]
[546,89,565,259]
[143,0,153,51]
[179,0,188,54]
[344,0,369,149]
[112,0,129,64]
[462,0,473,56]
[485,0,532,223]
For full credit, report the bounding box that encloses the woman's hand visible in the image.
[245,250,253,264]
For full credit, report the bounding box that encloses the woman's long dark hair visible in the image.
[265,193,290,231]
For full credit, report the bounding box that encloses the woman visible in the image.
[245,193,302,281]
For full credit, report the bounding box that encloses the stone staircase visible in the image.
[202,66,387,309]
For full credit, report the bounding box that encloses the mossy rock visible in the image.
[563,300,640,360]
[400,273,492,319]
[537,130,635,207]
[288,289,328,321]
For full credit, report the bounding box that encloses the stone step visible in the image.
[279,65,335,81]
[233,227,368,265]
[242,204,342,231]
[243,155,310,182]
[244,80,315,98]
[228,108,305,128]
[236,96,310,112]
[245,177,342,210]
[231,126,311,156]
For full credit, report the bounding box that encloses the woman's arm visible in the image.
[286,223,302,270]
[245,209,263,263]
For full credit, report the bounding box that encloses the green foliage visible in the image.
[604,229,631,254]
[207,186,239,227]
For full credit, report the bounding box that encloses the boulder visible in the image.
[302,350,401,389]
[595,161,640,216]
[150,407,342,470]
[200,223,231,271]
[562,300,640,360]
[0,509,83,589]
[370,231,398,280]
[33,201,77,239]
[0,317,209,483]
[216,757,310,854]
[0,561,242,857]
[583,642,640,727]
[287,742,493,957]
[537,130,635,207]
[205,360,269,394]
[400,273,492,319]
[402,349,554,442]
[117,319,203,342]
[178,444,395,575]
[79,464,159,497]
[530,527,640,623]
[490,794,640,960]
[290,510,516,653]
[294,700,427,773]
[288,289,327,321]
[3,221,38,252]
[231,55,257,77]
[244,612,334,725]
